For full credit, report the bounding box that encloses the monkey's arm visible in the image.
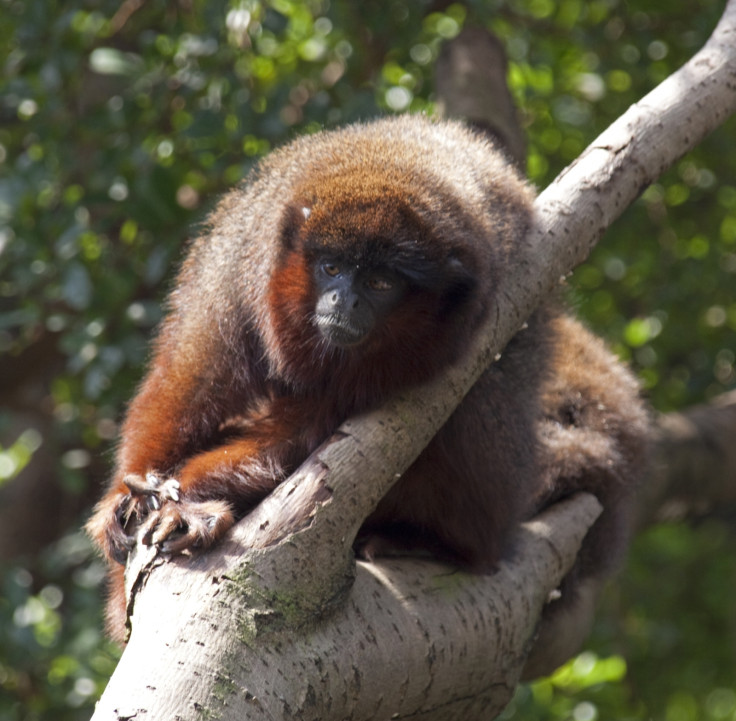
[85,367,302,643]
[86,426,295,563]
[86,306,277,556]
[131,422,301,555]
[123,442,275,553]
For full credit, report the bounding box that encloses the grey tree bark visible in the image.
[90,1,736,718]
[641,390,736,528]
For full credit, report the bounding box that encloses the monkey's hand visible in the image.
[86,472,173,564]
[87,472,235,564]
[119,472,234,556]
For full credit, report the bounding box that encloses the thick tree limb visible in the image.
[93,495,601,720]
[435,27,527,170]
[91,2,736,719]
[641,391,736,527]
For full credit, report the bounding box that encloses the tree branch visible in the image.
[95,495,601,720]
[435,26,527,170]
[640,390,736,527]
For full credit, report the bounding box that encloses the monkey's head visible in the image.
[263,168,494,407]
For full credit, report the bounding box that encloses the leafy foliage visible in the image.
[0,0,733,718]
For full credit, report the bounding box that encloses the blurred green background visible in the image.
[1,1,734,719]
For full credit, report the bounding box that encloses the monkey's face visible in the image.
[265,178,484,397]
[312,259,407,348]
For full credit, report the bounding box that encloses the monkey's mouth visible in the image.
[315,315,368,348]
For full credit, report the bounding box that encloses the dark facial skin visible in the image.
[313,259,407,347]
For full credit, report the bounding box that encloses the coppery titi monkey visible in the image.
[86,115,649,642]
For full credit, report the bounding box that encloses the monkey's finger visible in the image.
[147,508,186,548]
[159,501,235,554]
[159,531,202,555]
[140,510,169,547]
[104,514,136,564]
[123,472,159,496]
[114,493,134,524]
[158,478,181,503]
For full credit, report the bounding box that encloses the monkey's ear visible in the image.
[280,202,313,250]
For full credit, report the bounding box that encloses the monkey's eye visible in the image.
[365,275,393,292]
[322,263,341,277]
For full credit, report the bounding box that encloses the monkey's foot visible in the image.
[355,533,401,561]
[354,531,438,562]
[355,529,478,567]
[139,498,234,554]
